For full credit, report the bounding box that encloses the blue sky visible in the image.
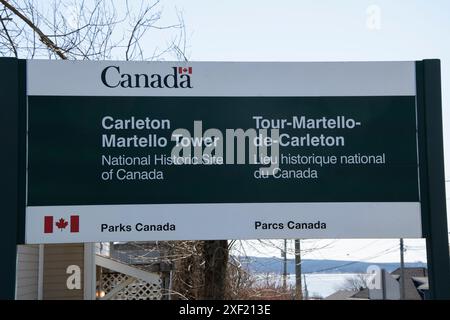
[154,0,450,263]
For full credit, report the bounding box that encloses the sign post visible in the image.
[0,58,19,300]
[416,60,450,299]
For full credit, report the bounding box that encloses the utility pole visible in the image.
[294,239,303,300]
[282,239,287,291]
[400,238,406,300]
[303,274,309,300]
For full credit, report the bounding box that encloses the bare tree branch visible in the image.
[0,0,187,61]
[0,10,17,56]
[0,0,67,58]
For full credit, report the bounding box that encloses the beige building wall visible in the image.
[42,244,84,300]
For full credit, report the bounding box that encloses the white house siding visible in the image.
[15,245,39,300]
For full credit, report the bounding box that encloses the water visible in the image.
[255,273,362,298]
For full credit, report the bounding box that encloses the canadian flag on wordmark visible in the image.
[44,215,79,233]
[178,66,192,75]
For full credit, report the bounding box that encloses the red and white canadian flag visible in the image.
[178,66,192,75]
[44,215,79,233]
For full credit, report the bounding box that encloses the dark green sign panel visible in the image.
[28,95,419,206]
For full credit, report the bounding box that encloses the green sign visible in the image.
[20,60,424,243]
[28,96,419,206]
[4,58,450,300]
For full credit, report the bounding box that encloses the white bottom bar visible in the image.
[25,202,422,243]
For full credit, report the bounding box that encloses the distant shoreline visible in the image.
[234,256,427,274]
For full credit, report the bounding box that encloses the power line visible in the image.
[310,245,400,273]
